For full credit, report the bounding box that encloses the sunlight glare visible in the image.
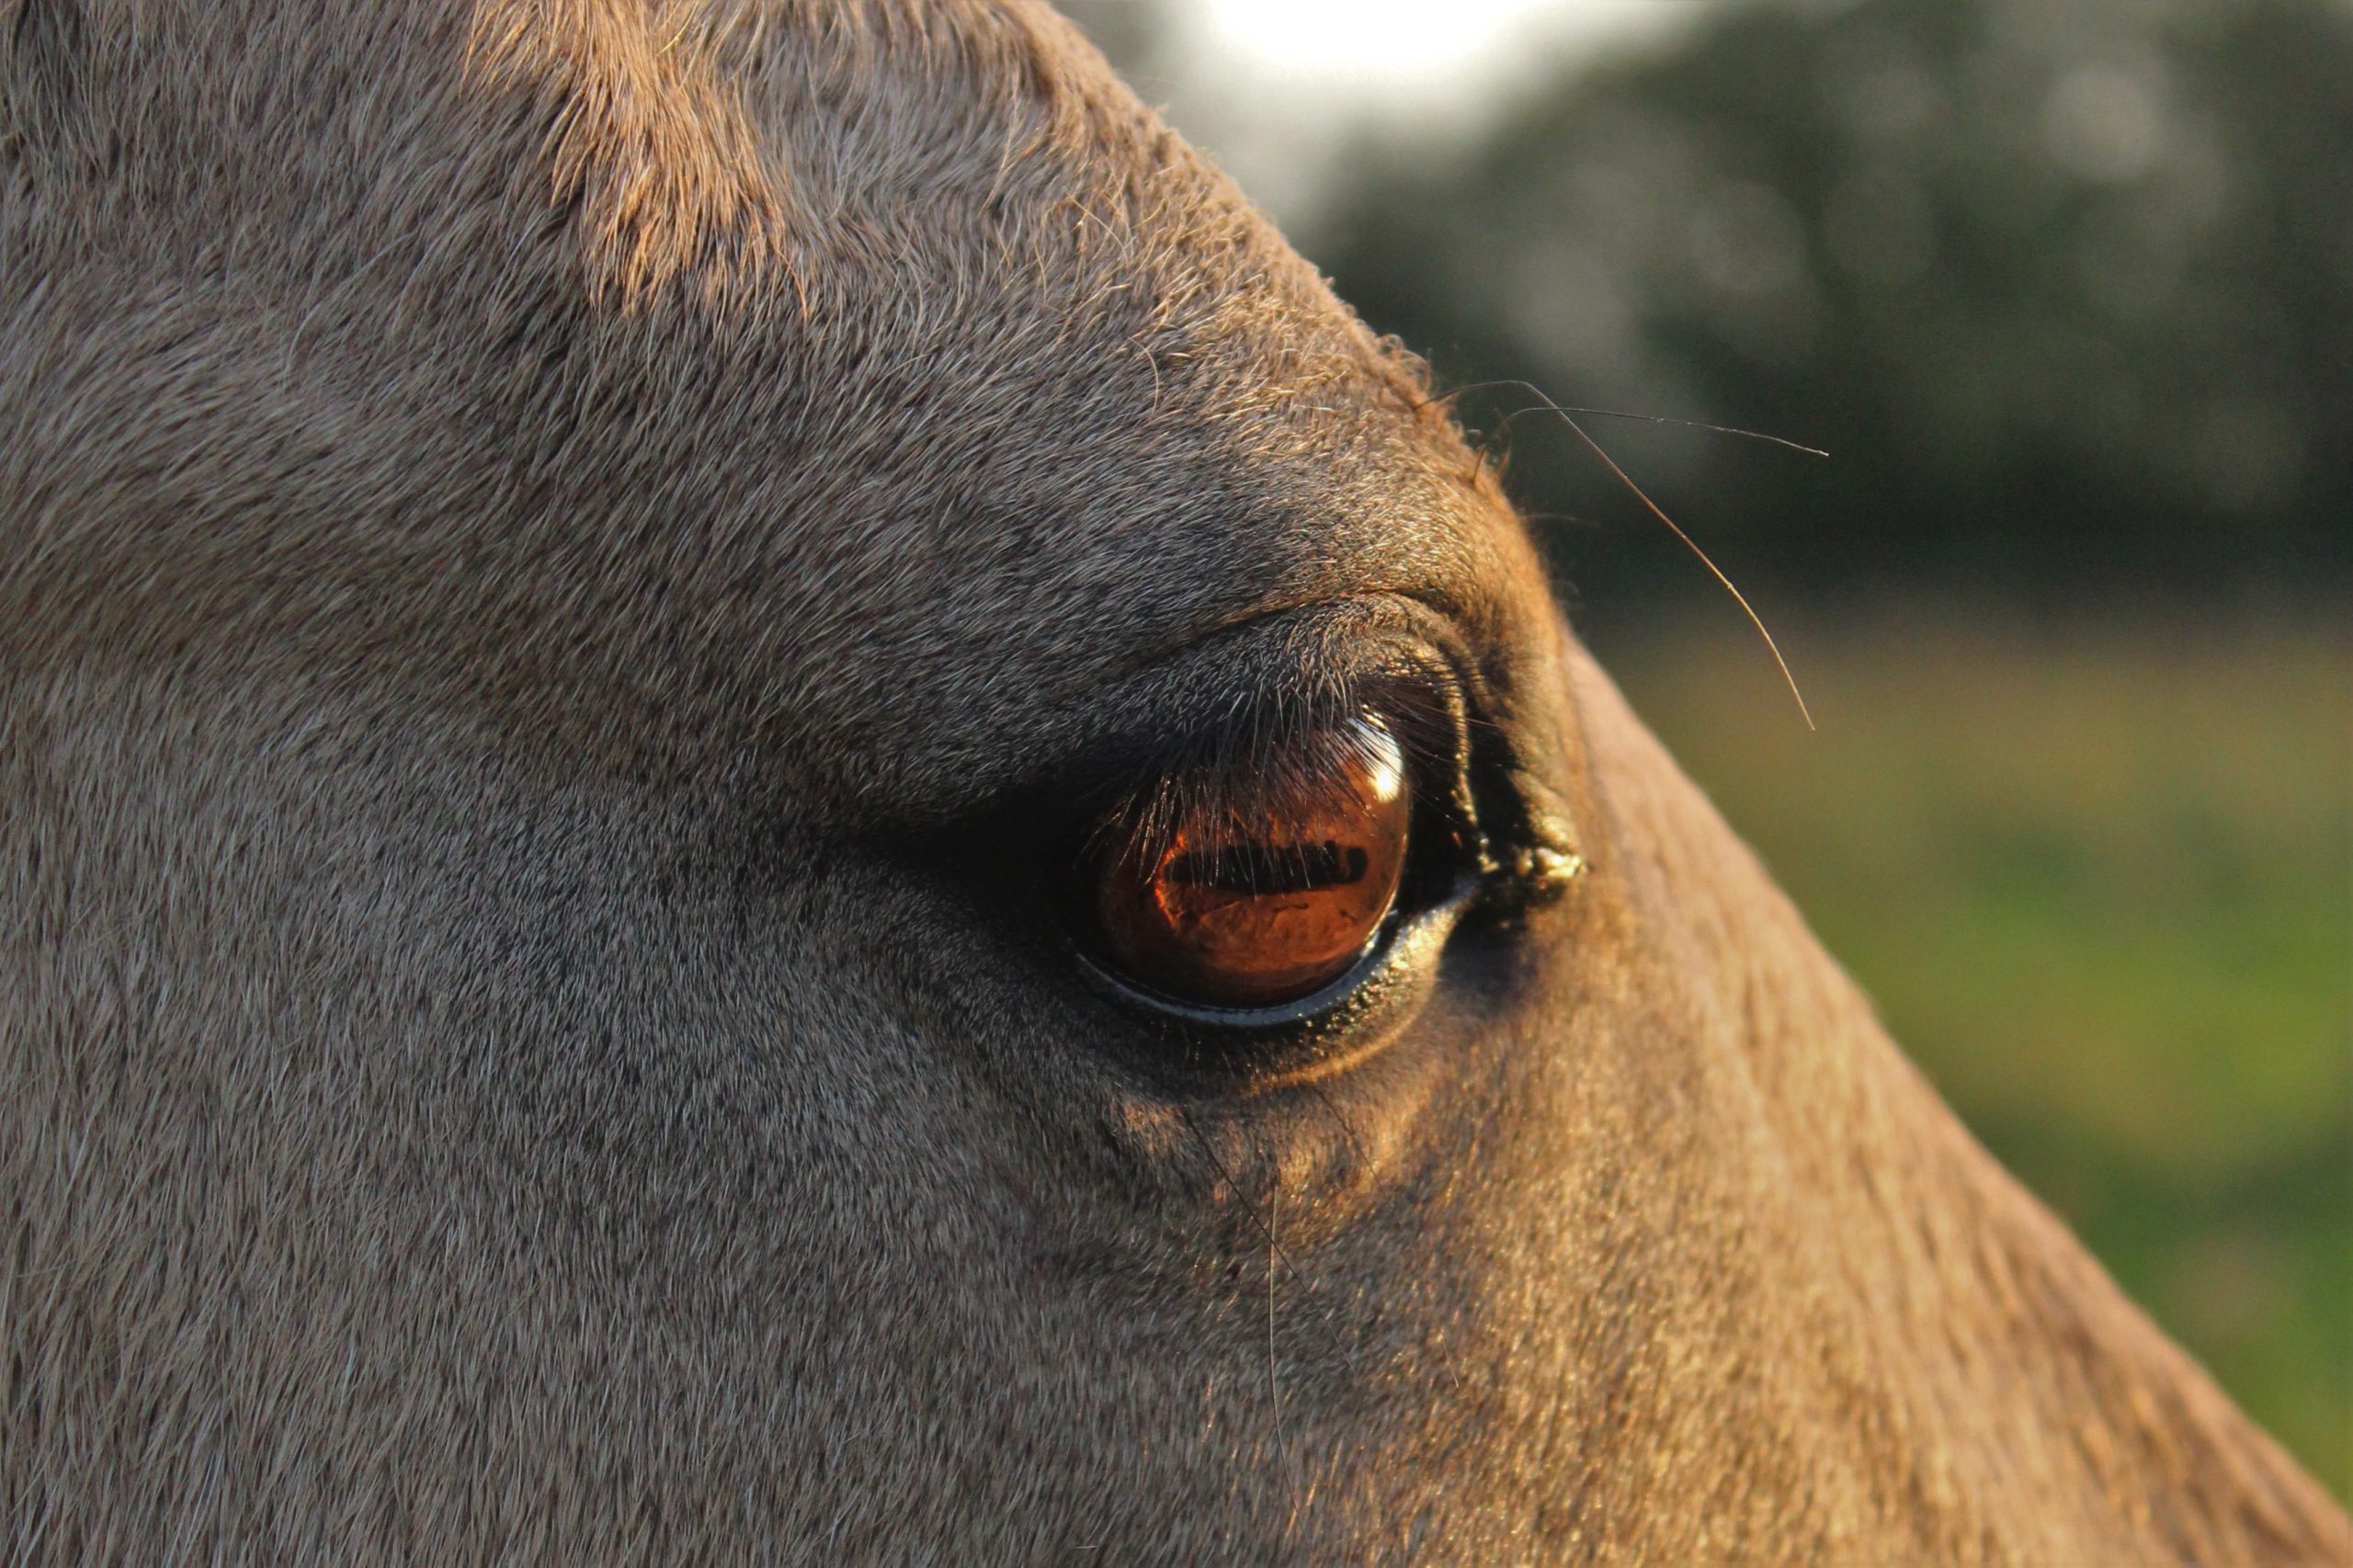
[1193,0,1690,96]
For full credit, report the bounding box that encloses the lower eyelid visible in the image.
[1067,876,1483,1081]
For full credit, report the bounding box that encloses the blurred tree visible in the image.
[1318,0,2353,603]
[1055,0,1174,79]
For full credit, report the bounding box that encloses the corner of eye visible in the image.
[1504,843,1586,897]
[1488,771,1586,902]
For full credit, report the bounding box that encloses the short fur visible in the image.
[2,2,2344,1560]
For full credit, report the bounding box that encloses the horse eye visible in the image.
[1077,714,1413,1011]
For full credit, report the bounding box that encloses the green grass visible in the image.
[1597,607,2352,1499]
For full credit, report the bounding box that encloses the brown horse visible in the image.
[3,1,2343,1559]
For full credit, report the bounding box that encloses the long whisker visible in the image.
[1510,383,1818,731]
[1172,1106,1363,1392]
[1175,1107,1312,1299]
[1438,377,1830,458]
[1267,1182,1282,1442]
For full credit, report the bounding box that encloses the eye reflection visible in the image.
[1083,714,1412,1010]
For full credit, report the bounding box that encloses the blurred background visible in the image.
[1064,0,2351,1495]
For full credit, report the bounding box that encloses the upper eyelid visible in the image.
[844,595,1495,845]
[1039,646,1474,819]
[1095,593,1482,745]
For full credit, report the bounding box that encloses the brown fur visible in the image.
[1,2,2344,1560]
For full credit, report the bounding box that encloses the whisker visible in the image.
[1172,1106,1361,1396]
[1439,377,1830,458]
[1267,1182,1283,1443]
[1497,382,1818,731]
[1175,1107,1316,1301]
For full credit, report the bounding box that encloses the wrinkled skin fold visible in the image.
[1,2,2345,1561]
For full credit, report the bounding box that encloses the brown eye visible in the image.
[1081,715,1412,1010]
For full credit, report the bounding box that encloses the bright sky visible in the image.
[1128,1,1720,222]
[1188,0,1711,102]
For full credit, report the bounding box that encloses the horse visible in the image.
[3,1,2344,1558]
